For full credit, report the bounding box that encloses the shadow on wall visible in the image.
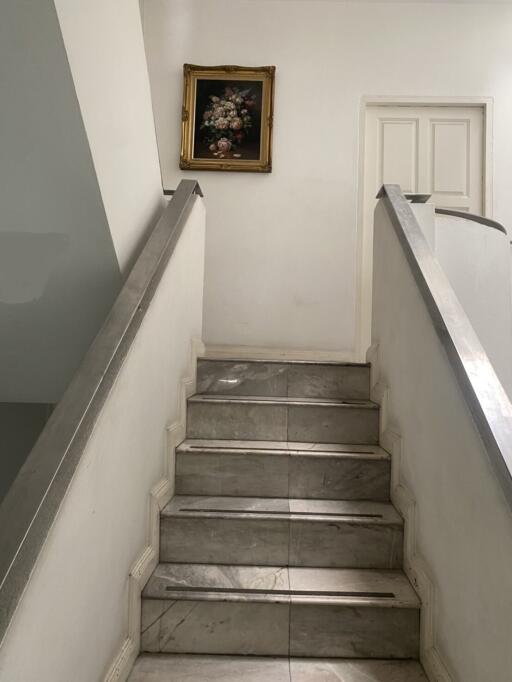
[0,232,68,304]
[0,403,53,503]
[0,230,121,405]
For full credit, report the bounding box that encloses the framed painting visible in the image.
[180,64,276,173]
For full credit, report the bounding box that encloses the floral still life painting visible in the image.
[180,65,275,172]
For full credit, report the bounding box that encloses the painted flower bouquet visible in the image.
[200,86,256,157]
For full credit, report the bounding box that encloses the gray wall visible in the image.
[0,0,122,404]
[0,404,53,503]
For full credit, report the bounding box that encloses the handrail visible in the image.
[377,184,512,511]
[435,207,507,235]
[0,179,203,644]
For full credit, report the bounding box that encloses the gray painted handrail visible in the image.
[0,179,203,645]
[378,184,512,511]
[435,207,507,235]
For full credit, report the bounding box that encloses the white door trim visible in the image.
[355,95,494,361]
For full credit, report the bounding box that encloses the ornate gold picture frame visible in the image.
[180,64,275,173]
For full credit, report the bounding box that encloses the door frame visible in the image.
[355,95,494,361]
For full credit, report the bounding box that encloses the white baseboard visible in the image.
[366,343,456,682]
[103,337,204,682]
[203,343,356,363]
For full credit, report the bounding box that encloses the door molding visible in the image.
[355,95,494,361]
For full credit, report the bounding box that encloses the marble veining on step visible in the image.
[187,396,379,444]
[144,563,289,599]
[160,496,403,567]
[131,355,423,674]
[197,359,370,400]
[141,599,290,655]
[176,439,390,500]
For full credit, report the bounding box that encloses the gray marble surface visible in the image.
[289,520,403,569]
[144,563,289,599]
[176,439,390,500]
[176,450,290,498]
[187,399,288,441]
[128,655,429,681]
[129,654,291,681]
[289,603,419,658]
[287,568,419,606]
[160,495,289,565]
[141,564,420,658]
[187,396,379,444]
[142,599,290,655]
[287,404,379,445]
[160,496,403,567]
[197,359,370,400]
[290,658,428,681]
[160,514,289,565]
[289,453,390,501]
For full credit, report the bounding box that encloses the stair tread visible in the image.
[129,654,428,681]
[143,563,419,608]
[178,439,389,459]
[162,495,402,524]
[189,394,378,409]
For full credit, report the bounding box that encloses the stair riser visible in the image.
[141,598,419,658]
[290,603,419,658]
[141,598,289,656]
[186,402,379,444]
[175,452,390,500]
[160,517,403,568]
[197,360,370,400]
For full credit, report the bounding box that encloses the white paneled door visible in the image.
[359,104,485,355]
[365,105,483,212]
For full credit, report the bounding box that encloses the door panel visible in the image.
[366,105,483,213]
[378,119,419,194]
[359,103,485,355]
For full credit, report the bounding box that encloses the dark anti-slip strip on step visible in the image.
[186,445,377,455]
[164,586,396,598]
[177,508,383,518]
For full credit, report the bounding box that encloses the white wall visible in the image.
[372,200,512,682]
[55,0,164,272]
[0,198,206,682]
[435,214,512,397]
[141,0,512,356]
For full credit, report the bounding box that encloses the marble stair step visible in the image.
[176,439,390,500]
[186,395,379,444]
[197,358,370,400]
[128,654,429,681]
[140,564,420,658]
[160,495,403,568]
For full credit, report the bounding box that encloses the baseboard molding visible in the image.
[366,343,456,682]
[103,337,204,682]
[203,343,356,363]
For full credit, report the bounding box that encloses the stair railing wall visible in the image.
[0,180,206,682]
[433,211,512,398]
[371,185,512,682]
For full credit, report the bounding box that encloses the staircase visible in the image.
[128,359,428,681]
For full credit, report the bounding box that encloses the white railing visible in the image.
[371,185,512,682]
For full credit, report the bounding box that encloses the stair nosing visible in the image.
[143,564,419,609]
[188,394,379,409]
[161,509,402,526]
[200,357,371,368]
[177,440,389,460]
[161,495,402,525]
